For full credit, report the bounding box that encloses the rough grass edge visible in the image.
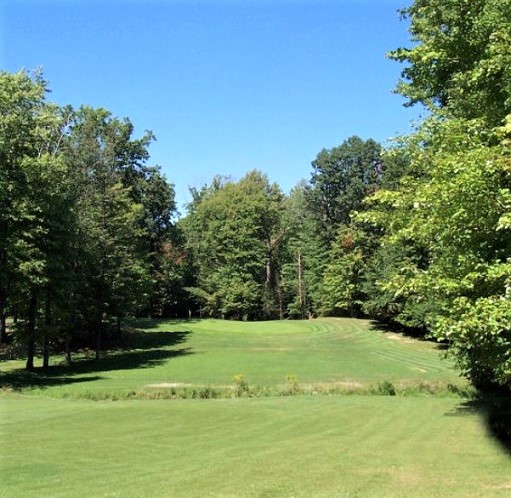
[1,379,474,401]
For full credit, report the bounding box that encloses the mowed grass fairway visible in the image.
[1,318,467,397]
[2,318,511,497]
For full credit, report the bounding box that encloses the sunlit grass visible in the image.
[2,318,510,497]
[1,318,465,398]
[2,394,511,497]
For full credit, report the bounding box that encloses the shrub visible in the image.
[233,374,249,397]
[375,380,396,396]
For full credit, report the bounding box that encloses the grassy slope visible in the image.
[1,318,464,397]
[1,318,511,497]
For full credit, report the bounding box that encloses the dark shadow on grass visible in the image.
[0,371,102,391]
[102,329,192,351]
[448,393,511,456]
[1,329,194,391]
[369,319,442,344]
[125,317,200,330]
[47,347,193,377]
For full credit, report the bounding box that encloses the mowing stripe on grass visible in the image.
[1,395,511,497]
[0,318,464,397]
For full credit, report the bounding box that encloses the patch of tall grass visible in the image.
[6,377,472,401]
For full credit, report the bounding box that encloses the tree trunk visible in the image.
[25,291,37,371]
[95,315,102,361]
[116,315,122,339]
[65,337,72,365]
[148,238,157,318]
[42,285,51,370]
[94,269,105,360]
[42,334,49,369]
[0,288,7,344]
[0,223,9,343]
[297,251,305,319]
[275,270,283,320]
[0,313,6,344]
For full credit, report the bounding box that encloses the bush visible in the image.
[233,374,249,397]
[375,380,396,396]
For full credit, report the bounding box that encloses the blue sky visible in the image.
[2,0,421,212]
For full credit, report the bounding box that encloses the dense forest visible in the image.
[2,0,511,392]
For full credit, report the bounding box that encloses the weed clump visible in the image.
[373,381,396,396]
[233,374,249,397]
[2,378,472,401]
[278,374,300,396]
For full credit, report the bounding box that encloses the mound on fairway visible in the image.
[1,318,465,398]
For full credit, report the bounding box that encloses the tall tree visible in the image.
[65,106,152,359]
[0,70,76,370]
[390,0,511,125]
[322,225,378,318]
[280,182,326,318]
[182,171,284,320]
[362,0,511,387]
[309,136,383,244]
[0,70,47,346]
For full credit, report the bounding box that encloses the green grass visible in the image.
[1,317,511,497]
[1,318,466,398]
[2,395,511,497]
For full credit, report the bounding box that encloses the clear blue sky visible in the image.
[1,0,421,212]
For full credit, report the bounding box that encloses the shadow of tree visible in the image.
[125,318,200,330]
[103,329,192,351]
[369,320,439,343]
[0,371,103,390]
[0,328,194,391]
[448,394,511,456]
[47,347,193,377]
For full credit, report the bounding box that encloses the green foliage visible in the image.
[373,380,397,396]
[0,70,178,367]
[360,113,511,380]
[361,241,409,323]
[0,70,80,366]
[322,225,376,317]
[233,373,250,396]
[437,295,511,388]
[390,0,511,126]
[65,107,154,356]
[280,182,327,317]
[277,138,385,318]
[309,136,383,243]
[364,0,511,387]
[182,171,284,319]
[285,374,299,394]
[133,167,183,317]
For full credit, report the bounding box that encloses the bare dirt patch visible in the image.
[145,382,192,388]
[302,380,365,390]
[493,483,511,489]
[386,333,414,343]
[410,367,428,373]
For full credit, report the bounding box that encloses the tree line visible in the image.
[2,0,511,392]
[0,72,188,368]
